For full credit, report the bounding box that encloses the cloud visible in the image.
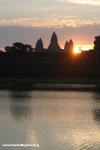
[0,21,100,49]
[59,0,100,6]
[0,16,100,49]
[0,17,100,28]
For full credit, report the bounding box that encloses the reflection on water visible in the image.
[93,109,100,122]
[0,85,100,150]
[92,86,100,123]
[10,91,32,121]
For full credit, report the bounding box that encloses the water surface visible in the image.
[0,85,100,150]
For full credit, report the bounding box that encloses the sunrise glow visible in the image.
[74,45,94,54]
[74,47,81,54]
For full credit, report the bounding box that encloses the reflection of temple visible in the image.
[10,91,32,121]
[92,87,100,123]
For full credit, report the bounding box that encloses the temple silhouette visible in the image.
[0,32,100,79]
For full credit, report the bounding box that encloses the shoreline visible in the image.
[0,78,100,90]
[0,77,100,83]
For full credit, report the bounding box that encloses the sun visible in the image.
[73,45,94,54]
[74,46,81,54]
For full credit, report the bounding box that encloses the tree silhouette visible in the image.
[13,42,25,49]
[48,32,60,53]
[5,45,16,53]
[5,42,33,53]
[5,46,12,53]
[24,44,33,53]
[35,38,44,53]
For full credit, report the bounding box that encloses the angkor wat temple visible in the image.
[0,32,100,79]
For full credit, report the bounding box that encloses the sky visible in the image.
[0,0,100,48]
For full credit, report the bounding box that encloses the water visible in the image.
[0,85,100,150]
